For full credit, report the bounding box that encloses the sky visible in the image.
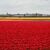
[0,0,50,14]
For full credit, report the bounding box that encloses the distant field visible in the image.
[0,17,50,21]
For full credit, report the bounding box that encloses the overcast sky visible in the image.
[0,0,50,14]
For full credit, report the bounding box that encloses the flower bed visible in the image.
[0,21,50,50]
